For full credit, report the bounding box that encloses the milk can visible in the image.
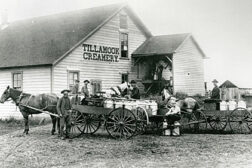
[103,99,114,109]
[228,100,237,111]
[220,101,228,111]
[237,100,246,108]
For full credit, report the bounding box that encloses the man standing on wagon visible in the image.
[81,80,90,105]
[71,79,80,94]
[211,79,221,110]
[211,79,220,100]
[57,89,72,140]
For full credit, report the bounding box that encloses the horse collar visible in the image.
[16,92,24,106]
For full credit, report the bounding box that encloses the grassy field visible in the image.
[0,117,51,136]
[1,124,252,168]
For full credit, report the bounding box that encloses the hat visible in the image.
[84,80,90,83]
[61,89,71,94]
[75,80,80,83]
[130,80,136,84]
[212,79,218,83]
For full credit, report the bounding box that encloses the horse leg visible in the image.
[57,117,60,135]
[50,115,56,135]
[23,115,29,135]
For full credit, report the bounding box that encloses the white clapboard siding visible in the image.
[0,67,51,118]
[53,9,147,94]
[173,36,205,96]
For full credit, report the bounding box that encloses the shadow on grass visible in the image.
[0,117,52,127]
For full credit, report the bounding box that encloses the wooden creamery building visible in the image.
[0,3,206,118]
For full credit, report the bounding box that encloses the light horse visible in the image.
[177,97,201,113]
[0,86,59,135]
[104,82,133,98]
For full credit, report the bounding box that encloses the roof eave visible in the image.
[132,53,173,57]
[0,64,52,70]
[53,3,153,66]
[52,3,127,66]
[174,34,207,59]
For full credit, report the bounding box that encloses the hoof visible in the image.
[51,131,55,135]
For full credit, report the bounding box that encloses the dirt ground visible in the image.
[1,125,252,168]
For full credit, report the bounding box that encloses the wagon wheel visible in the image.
[188,110,207,133]
[81,114,101,134]
[135,107,149,135]
[208,114,228,131]
[69,109,85,138]
[106,107,137,139]
[229,108,252,134]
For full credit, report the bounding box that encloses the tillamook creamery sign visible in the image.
[83,44,119,62]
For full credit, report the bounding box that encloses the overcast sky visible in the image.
[1,0,252,89]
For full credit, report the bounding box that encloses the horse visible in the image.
[104,82,133,98]
[176,97,201,113]
[0,86,59,135]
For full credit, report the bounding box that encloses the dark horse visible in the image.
[0,86,59,135]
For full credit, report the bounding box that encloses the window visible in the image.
[12,72,23,90]
[120,14,128,29]
[120,33,128,58]
[121,74,128,83]
[68,71,79,90]
[92,80,102,95]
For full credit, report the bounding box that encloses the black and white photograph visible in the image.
[0,0,252,167]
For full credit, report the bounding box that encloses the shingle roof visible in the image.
[0,3,151,68]
[132,33,206,58]
[132,33,190,57]
[219,80,238,88]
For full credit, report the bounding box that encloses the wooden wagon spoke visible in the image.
[124,118,135,124]
[124,124,135,132]
[123,126,132,135]
[229,108,252,134]
[106,124,117,130]
[106,107,137,139]
[111,115,120,122]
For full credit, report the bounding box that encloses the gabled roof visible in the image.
[219,80,238,88]
[132,33,206,58]
[0,3,151,69]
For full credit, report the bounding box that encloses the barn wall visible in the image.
[0,66,51,119]
[53,9,147,94]
[173,36,205,96]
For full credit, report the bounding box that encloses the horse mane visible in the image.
[10,88,23,97]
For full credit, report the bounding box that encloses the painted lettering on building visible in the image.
[82,44,119,62]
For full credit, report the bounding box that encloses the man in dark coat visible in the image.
[57,89,72,140]
[211,79,220,110]
[211,79,220,99]
[130,80,140,99]
[71,80,80,94]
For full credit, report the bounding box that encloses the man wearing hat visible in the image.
[81,80,90,105]
[211,79,220,99]
[57,89,72,140]
[81,80,90,98]
[130,80,140,99]
[71,79,80,94]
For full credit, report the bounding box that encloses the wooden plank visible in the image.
[72,105,112,115]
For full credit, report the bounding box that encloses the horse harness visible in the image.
[17,93,49,111]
